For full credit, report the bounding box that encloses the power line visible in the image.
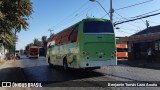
[129,8,160,19]
[101,13,108,18]
[54,1,98,30]
[114,11,143,30]
[120,27,141,32]
[148,20,160,24]
[53,1,89,28]
[54,4,98,30]
[55,0,105,30]
[116,28,134,34]
[101,12,143,31]
[115,0,154,11]
[114,8,160,27]
[114,11,129,20]
[115,12,160,25]
[94,0,110,18]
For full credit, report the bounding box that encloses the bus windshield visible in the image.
[83,21,114,33]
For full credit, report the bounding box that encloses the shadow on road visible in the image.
[22,65,105,85]
[0,67,26,81]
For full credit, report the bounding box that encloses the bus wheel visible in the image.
[48,58,53,67]
[63,59,68,70]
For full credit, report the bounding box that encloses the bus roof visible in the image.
[48,18,111,41]
[83,18,110,22]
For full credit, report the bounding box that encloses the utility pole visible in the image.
[146,20,149,28]
[110,0,114,23]
[48,29,54,36]
[89,0,114,22]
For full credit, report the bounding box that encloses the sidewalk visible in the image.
[118,59,160,70]
[0,60,6,67]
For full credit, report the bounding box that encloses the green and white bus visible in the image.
[46,18,117,70]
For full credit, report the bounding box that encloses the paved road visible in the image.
[97,65,160,81]
[0,60,26,81]
[0,56,160,90]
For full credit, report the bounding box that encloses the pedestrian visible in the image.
[147,47,152,63]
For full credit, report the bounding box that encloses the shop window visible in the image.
[155,42,159,51]
[155,41,160,51]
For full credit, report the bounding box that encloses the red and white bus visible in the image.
[28,46,39,58]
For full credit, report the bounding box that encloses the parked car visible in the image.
[15,50,21,59]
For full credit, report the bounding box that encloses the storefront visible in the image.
[120,25,160,61]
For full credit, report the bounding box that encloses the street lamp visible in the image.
[89,0,113,22]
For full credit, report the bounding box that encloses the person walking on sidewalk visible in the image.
[147,47,152,63]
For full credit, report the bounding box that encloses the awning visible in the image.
[121,32,160,42]
[131,38,160,43]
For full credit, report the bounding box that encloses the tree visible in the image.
[0,0,33,48]
[0,0,33,30]
[33,38,39,46]
[24,43,33,55]
[41,36,47,56]
[41,36,47,47]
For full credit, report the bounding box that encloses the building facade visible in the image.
[120,25,160,61]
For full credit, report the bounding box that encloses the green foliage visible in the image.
[33,38,39,46]
[0,0,33,30]
[0,0,33,48]
[41,36,47,46]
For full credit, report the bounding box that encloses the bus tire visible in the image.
[63,57,68,70]
[48,57,53,67]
